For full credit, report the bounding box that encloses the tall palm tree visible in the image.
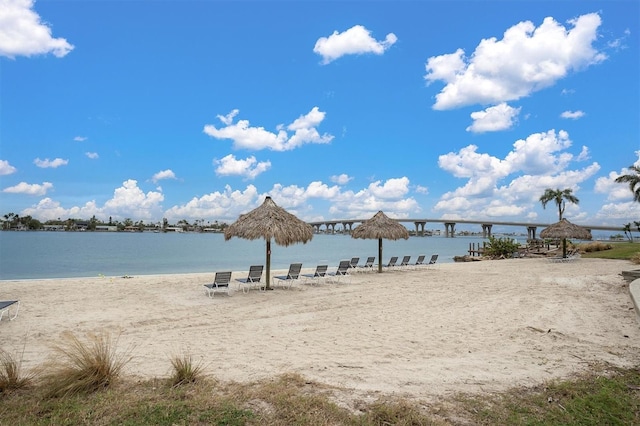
[615,164,640,202]
[539,188,580,221]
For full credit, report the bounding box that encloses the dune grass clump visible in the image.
[0,348,32,394]
[580,242,613,253]
[169,352,205,387]
[38,331,131,398]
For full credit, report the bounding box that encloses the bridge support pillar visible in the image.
[342,221,354,233]
[329,223,336,234]
[527,226,537,240]
[482,224,493,238]
[414,221,426,236]
[444,222,456,238]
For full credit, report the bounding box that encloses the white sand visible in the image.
[2,258,639,401]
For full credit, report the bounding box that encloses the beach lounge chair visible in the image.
[357,256,375,273]
[383,256,398,270]
[0,300,20,321]
[427,254,438,267]
[273,263,303,289]
[412,254,426,269]
[399,255,411,269]
[349,257,360,272]
[302,264,328,285]
[236,265,263,293]
[327,260,351,284]
[203,271,232,298]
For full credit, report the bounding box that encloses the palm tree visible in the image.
[615,164,640,202]
[539,188,580,221]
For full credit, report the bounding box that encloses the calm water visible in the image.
[0,231,496,280]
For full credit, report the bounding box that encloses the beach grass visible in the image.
[169,352,206,387]
[36,331,131,398]
[0,363,638,425]
[0,348,32,393]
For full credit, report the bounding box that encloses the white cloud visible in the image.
[3,181,53,196]
[425,13,606,110]
[74,136,87,142]
[85,152,99,159]
[314,24,397,64]
[33,157,68,168]
[21,198,100,222]
[21,180,166,222]
[0,0,74,58]
[204,107,333,151]
[151,169,177,184]
[0,159,17,175]
[102,180,164,220]
[163,177,418,223]
[595,201,640,223]
[434,129,601,220]
[594,171,634,202]
[466,103,521,133]
[414,185,429,194]
[214,155,271,180]
[367,177,410,199]
[560,110,585,119]
[330,174,352,185]
[163,185,260,223]
[504,129,574,175]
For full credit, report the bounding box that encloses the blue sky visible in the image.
[1,0,639,230]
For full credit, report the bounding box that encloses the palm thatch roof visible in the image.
[351,211,409,273]
[351,211,410,240]
[224,196,313,290]
[540,218,592,240]
[224,196,313,246]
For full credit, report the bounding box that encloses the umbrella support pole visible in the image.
[266,239,271,290]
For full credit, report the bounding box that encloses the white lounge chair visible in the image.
[399,255,412,269]
[236,265,264,293]
[0,300,20,321]
[273,263,303,289]
[302,264,328,285]
[327,260,351,284]
[203,271,232,298]
[357,256,375,273]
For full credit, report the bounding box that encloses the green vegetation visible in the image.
[615,163,640,202]
[579,241,639,260]
[37,332,131,398]
[2,361,639,425]
[484,235,521,258]
[539,188,579,221]
[169,352,206,387]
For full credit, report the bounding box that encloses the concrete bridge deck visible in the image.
[308,218,623,239]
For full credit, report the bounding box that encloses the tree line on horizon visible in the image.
[0,214,229,233]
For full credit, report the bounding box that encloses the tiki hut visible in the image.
[351,211,409,273]
[540,218,592,258]
[224,196,313,290]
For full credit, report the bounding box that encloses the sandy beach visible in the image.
[2,258,639,402]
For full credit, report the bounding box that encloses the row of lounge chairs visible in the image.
[203,254,439,298]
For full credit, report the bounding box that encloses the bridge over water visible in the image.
[308,218,623,239]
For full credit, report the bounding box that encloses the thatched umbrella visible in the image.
[351,211,409,273]
[224,196,313,290]
[540,218,592,258]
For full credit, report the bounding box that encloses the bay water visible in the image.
[0,231,496,280]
